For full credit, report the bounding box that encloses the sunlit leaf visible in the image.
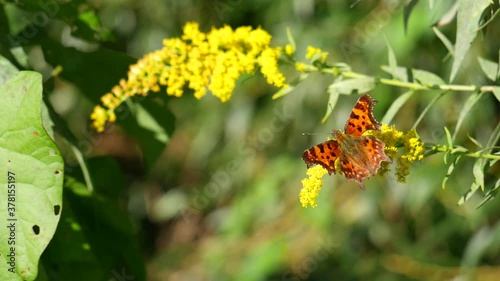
[322,85,340,123]
[450,0,492,82]
[404,0,420,34]
[0,71,64,281]
[478,56,499,81]
[493,87,500,102]
[328,77,375,95]
[472,158,485,191]
[272,85,295,99]
[382,65,445,85]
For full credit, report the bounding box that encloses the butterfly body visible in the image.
[302,95,390,189]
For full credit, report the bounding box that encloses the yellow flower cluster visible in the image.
[300,165,329,208]
[90,22,288,132]
[370,125,425,183]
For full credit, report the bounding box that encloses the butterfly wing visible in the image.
[338,154,370,190]
[302,140,341,175]
[338,135,391,189]
[344,94,381,136]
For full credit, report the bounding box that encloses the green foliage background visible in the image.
[0,0,499,280]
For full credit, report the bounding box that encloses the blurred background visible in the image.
[2,0,500,280]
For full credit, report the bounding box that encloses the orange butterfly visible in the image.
[302,94,390,189]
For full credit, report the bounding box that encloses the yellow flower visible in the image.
[295,62,307,72]
[305,46,328,63]
[90,105,107,133]
[90,22,289,132]
[300,165,329,208]
[285,44,295,56]
[370,125,425,183]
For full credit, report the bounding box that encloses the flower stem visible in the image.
[319,66,497,93]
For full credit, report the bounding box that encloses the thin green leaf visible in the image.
[478,56,499,81]
[452,91,485,141]
[381,90,414,124]
[458,187,477,205]
[476,178,500,208]
[272,85,295,99]
[433,26,455,57]
[381,65,445,85]
[286,27,296,50]
[450,0,492,82]
[451,145,468,154]
[467,134,483,148]
[472,158,485,191]
[322,86,340,123]
[329,77,376,95]
[413,91,447,129]
[385,38,398,78]
[404,0,420,34]
[444,126,453,148]
[485,121,500,153]
[442,155,461,189]
[492,86,500,102]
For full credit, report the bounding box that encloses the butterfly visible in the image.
[302,94,391,189]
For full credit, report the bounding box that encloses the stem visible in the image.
[431,145,500,160]
[319,66,497,93]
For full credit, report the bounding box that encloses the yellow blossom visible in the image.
[305,46,328,63]
[370,125,425,183]
[285,44,295,56]
[90,22,289,132]
[300,165,329,208]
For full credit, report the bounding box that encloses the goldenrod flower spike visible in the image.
[90,22,288,132]
[300,165,329,208]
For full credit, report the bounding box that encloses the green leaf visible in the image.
[0,71,64,281]
[386,38,398,78]
[272,85,295,99]
[467,134,483,149]
[328,77,375,95]
[285,27,296,50]
[478,56,499,81]
[442,155,461,190]
[458,187,477,205]
[404,0,420,34]
[472,158,485,191]
[452,91,485,141]
[476,178,500,208]
[432,26,454,61]
[412,91,447,129]
[381,90,414,124]
[450,0,492,82]
[322,85,340,123]
[444,126,453,148]
[381,65,445,85]
[493,86,500,102]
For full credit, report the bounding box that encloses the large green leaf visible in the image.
[0,71,64,280]
[449,0,492,82]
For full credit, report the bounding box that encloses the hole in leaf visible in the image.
[33,225,40,235]
[54,170,61,175]
[54,205,61,216]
